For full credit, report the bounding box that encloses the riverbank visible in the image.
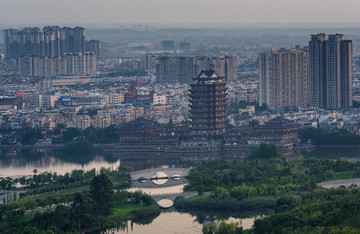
[0,141,316,153]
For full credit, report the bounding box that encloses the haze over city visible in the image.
[1,0,360,25]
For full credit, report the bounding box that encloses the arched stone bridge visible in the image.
[130,168,191,188]
[151,191,199,202]
[131,168,191,180]
[151,191,211,208]
[318,178,360,189]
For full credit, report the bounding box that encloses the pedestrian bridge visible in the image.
[317,178,360,189]
[130,168,195,208]
[152,191,201,208]
[130,168,191,188]
[151,191,199,202]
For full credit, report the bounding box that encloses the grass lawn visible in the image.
[187,195,210,201]
[108,202,141,222]
[332,170,360,180]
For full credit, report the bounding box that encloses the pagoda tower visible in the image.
[188,69,227,146]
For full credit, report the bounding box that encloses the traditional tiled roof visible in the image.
[193,69,224,81]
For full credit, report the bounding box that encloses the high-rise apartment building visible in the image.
[179,41,190,52]
[308,33,352,109]
[155,56,238,83]
[175,57,194,83]
[162,40,175,51]
[156,56,174,83]
[86,40,101,59]
[259,48,308,109]
[0,55,3,75]
[4,26,86,62]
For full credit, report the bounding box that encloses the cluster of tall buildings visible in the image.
[4,26,86,61]
[19,52,96,77]
[259,33,352,110]
[156,56,238,83]
[3,26,100,77]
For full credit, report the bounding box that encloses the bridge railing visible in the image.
[129,184,189,191]
[130,181,188,187]
[318,178,360,185]
[131,168,191,176]
[151,191,198,198]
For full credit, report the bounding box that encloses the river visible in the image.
[1,147,360,233]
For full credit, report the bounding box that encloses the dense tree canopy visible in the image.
[90,173,114,219]
[299,127,360,145]
[248,143,284,160]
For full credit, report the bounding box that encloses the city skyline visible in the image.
[1,0,360,25]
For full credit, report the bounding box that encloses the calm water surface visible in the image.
[112,212,260,233]
[2,148,360,177]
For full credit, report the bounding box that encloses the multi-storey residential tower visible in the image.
[259,48,308,109]
[189,70,227,141]
[308,33,352,109]
[0,55,3,75]
[162,40,175,51]
[308,33,327,108]
[86,40,101,59]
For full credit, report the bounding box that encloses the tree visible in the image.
[62,129,75,143]
[99,125,119,143]
[211,187,231,199]
[89,173,114,219]
[53,205,72,232]
[248,143,284,160]
[20,129,43,145]
[216,221,243,234]
[72,192,90,230]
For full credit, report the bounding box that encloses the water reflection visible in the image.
[0,149,120,177]
[109,212,263,234]
[151,172,168,185]
[3,147,360,178]
[112,212,202,234]
[298,148,360,161]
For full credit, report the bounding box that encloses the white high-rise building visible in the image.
[259,48,308,109]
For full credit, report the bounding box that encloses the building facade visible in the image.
[308,33,352,109]
[259,48,308,109]
[86,40,101,59]
[248,117,299,148]
[19,52,96,77]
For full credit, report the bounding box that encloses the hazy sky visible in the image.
[1,0,359,25]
